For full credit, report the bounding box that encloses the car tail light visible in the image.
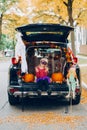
[11,57,17,65]
[17,70,21,76]
[75,88,80,93]
[9,88,18,94]
[73,57,78,64]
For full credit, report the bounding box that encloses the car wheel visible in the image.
[8,94,19,105]
[72,94,81,105]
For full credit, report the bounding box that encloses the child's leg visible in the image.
[43,79,49,90]
[72,82,76,99]
[43,78,52,95]
[37,79,43,90]
[66,86,71,98]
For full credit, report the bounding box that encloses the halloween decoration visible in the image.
[23,73,35,82]
[52,72,64,83]
[66,63,79,99]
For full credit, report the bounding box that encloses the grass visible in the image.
[78,58,87,64]
[78,53,87,57]
[80,67,87,84]
[77,56,87,84]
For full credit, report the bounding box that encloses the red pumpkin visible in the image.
[23,73,34,82]
[51,72,64,83]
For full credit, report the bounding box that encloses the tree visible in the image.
[63,0,75,54]
[62,0,87,55]
[26,0,87,55]
[0,0,17,49]
[0,0,30,50]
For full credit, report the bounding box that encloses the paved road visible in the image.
[0,60,87,130]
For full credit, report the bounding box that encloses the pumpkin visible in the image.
[23,73,35,82]
[51,72,64,83]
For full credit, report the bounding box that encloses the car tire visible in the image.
[72,94,81,105]
[8,94,19,105]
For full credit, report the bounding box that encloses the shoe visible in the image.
[21,72,26,76]
[65,94,70,98]
[37,90,41,96]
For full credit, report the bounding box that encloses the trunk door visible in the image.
[16,23,74,43]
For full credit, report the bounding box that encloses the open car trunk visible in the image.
[26,42,67,76]
[15,23,80,95]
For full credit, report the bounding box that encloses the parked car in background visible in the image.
[4,49,14,57]
[8,23,81,105]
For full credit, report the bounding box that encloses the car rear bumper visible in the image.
[13,90,69,98]
[8,82,81,99]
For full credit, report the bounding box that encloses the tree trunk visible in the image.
[67,0,76,55]
[71,31,75,55]
[0,13,3,44]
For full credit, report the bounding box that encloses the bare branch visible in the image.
[31,10,68,24]
[63,1,68,7]
[74,8,87,20]
[72,0,74,3]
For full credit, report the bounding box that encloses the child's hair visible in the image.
[40,58,48,63]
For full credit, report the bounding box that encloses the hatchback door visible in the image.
[16,23,74,43]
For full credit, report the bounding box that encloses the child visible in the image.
[35,58,51,94]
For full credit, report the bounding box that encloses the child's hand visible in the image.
[45,67,49,72]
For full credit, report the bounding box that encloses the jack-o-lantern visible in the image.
[51,72,64,83]
[23,73,34,82]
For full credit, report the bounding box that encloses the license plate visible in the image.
[41,92,48,95]
[51,92,58,95]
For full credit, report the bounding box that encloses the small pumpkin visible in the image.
[23,73,35,82]
[51,72,64,83]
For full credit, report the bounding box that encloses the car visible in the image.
[8,23,81,105]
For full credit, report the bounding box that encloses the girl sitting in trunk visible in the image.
[35,58,51,94]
